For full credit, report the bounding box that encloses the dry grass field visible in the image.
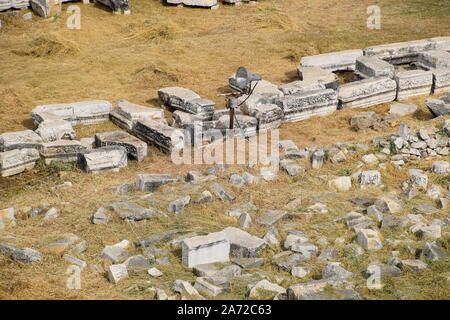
[0,0,449,299]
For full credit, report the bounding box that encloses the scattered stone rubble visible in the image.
[1,35,449,301]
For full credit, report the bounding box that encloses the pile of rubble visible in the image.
[1,125,448,299]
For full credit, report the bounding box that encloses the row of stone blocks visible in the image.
[300,37,450,71]
[0,91,225,176]
[0,129,135,176]
[0,99,160,176]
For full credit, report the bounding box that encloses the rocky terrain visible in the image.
[0,0,449,300]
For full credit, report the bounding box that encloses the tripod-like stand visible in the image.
[217,67,262,130]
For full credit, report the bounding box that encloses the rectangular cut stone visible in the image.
[0,130,43,152]
[395,70,433,100]
[95,131,148,161]
[40,140,85,165]
[432,69,450,94]
[363,39,435,64]
[133,119,184,153]
[31,100,112,125]
[0,0,29,10]
[276,89,338,123]
[182,232,230,268]
[171,110,203,146]
[216,115,257,137]
[297,66,340,90]
[0,148,40,177]
[78,146,127,173]
[35,119,76,142]
[135,174,179,192]
[240,103,283,131]
[279,80,326,95]
[184,98,215,120]
[167,0,217,7]
[110,100,165,132]
[338,77,397,108]
[355,56,395,79]
[417,50,450,70]
[29,111,62,124]
[221,227,266,258]
[158,87,215,119]
[430,36,450,51]
[300,49,363,71]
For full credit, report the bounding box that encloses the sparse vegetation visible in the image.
[0,0,449,300]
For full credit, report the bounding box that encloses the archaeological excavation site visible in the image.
[0,0,449,304]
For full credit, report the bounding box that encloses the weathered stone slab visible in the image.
[31,100,112,125]
[355,56,395,79]
[300,49,363,71]
[0,242,43,263]
[39,140,85,165]
[297,66,340,90]
[417,50,450,70]
[279,80,326,95]
[167,0,218,8]
[95,131,147,161]
[280,159,304,176]
[0,130,43,152]
[35,119,76,142]
[276,89,338,123]
[182,232,230,268]
[110,100,165,132]
[221,227,266,258]
[425,94,450,117]
[431,68,450,94]
[78,146,127,173]
[431,161,450,174]
[287,278,358,300]
[158,87,215,119]
[108,264,128,284]
[328,176,352,192]
[133,119,183,153]
[363,39,435,64]
[216,114,257,137]
[135,174,179,192]
[231,79,283,101]
[0,148,40,177]
[212,108,243,121]
[0,0,29,11]
[430,36,450,51]
[183,98,215,120]
[389,103,419,116]
[350,111,378,130]
[171,110,203,146]
[338,77,397,108]
[194,277,224,297]
[357,229,382,250]
[167,196,190,214]
[257,210,288,227]
[210,183,235,201]
[240,103,283,131]
[110,202,153,221]
[358,170,381,186]
[395,70,433,100]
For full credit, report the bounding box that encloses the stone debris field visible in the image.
[0,0,449,301]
